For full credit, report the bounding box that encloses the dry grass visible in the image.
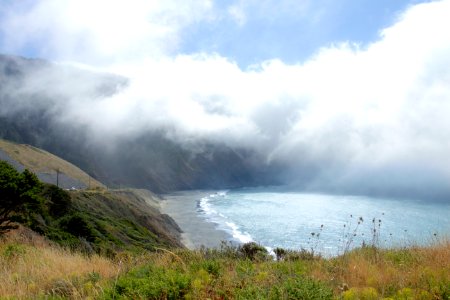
[0,227,119,299]
[312,240,450,298]
[0,139,104,189]
[107,241,449,299]
[1,226,449,299]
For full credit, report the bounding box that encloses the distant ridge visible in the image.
[0,138,104,189]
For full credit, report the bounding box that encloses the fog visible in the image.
[1,0,450,200]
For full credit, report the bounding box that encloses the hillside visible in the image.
[0,139,104,189]
[0,144,184,252]
[68,188,183,251]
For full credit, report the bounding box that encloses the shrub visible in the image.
[274,247,287,261]
[106,265,191,299]
[58,213,96,241]
[239,242,269,261]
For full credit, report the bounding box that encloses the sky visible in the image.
[0,0,427,66]
[1,0,450,200]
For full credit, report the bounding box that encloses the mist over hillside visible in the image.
[2,50,450,200]
[0,54,278,192]
[1,50,450,201]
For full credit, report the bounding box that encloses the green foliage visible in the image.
[274,247,287,261]
[283,276,333,299]
[58,213,96,242]
[285,248,317,261]
[239,242,269,261]
[385,248,419,267]
[42,184,72,218]
[0,160,177,256]
[0,160,42,234]
[104,247,333,300]
[201,260,222,277]
[108,265,191,299]
[2,243,27,260]
[342,287,379,300]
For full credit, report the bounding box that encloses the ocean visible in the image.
[162,188,450,256]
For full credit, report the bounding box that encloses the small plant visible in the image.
[283,276,333,300]
[340,216,364,254]
[370,216,383,248]
[308,224,324,255]
[201,260,222,277]
[3,243,26,259]
[274,247,287,261]
[342,287,379,300]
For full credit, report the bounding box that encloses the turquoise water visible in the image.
[198,188,450,256]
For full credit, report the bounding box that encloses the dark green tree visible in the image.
[0,160,42,234]
[42,184,71,218]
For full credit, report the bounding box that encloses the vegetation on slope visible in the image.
[1,231,448,299]
[0,160,182,256]
[68,188,183,254]
[104,241,450,300]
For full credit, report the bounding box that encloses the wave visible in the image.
[198,196,217,215]
[225,221,253,244]
[197,191,254,244]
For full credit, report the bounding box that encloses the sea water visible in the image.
[198,188,450,256]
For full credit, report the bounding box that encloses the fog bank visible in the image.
[1,1,450,200]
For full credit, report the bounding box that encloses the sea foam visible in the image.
[197,191,255,244]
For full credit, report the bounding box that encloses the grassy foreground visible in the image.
[1,228,449,299]
[0,227,118,298]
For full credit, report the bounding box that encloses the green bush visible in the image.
[283,276,333,300]
[239,242,269,261]
[58,213,96,241]
[106,265,191,299]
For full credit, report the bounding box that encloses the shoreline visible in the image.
[160,190,233,249]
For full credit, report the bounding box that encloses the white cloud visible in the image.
[225,0,316,26]
[0,0,214,64]
[227,5,247,26]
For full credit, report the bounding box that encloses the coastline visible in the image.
[160,190,233,249]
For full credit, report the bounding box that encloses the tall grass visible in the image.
[311,240,450,299]
[0,226,118,299]
[1,227,449,299]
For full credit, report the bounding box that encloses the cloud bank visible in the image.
[1,0,450,200]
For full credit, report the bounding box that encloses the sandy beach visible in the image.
[160,190,232,249]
